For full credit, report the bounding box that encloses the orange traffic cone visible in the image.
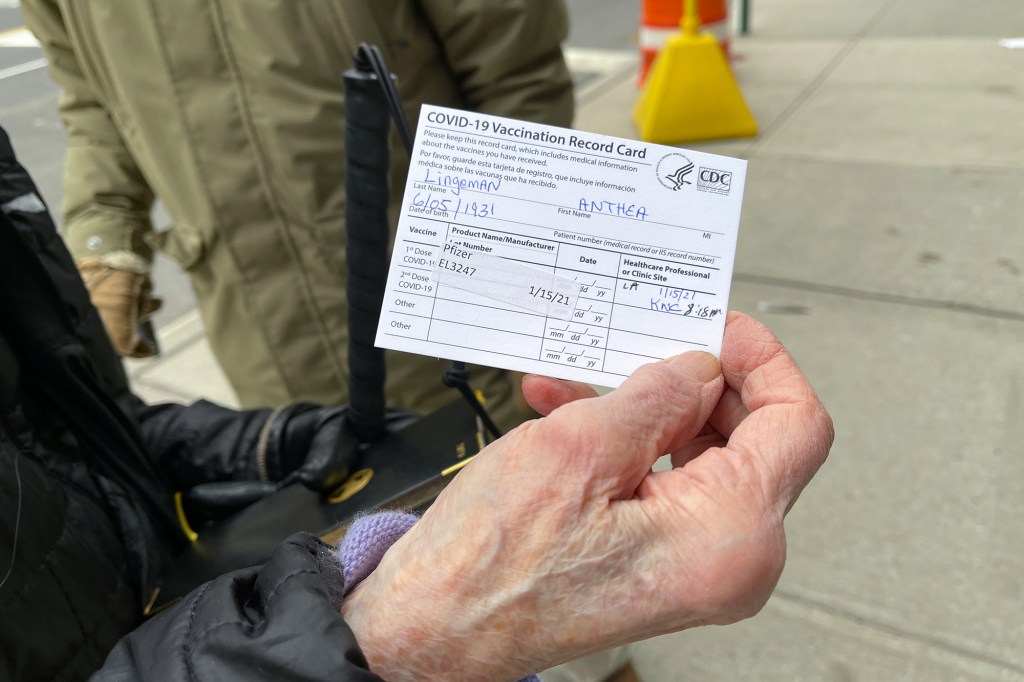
[638,0,730,84]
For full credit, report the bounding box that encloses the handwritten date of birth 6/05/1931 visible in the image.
[412,192,495,219]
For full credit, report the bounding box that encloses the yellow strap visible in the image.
[441,454,477,477]
[173,491,199,543]
[142,587,161,617]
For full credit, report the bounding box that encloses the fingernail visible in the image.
[666,351,721,382]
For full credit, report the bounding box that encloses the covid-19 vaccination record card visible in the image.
[375,105,746,389]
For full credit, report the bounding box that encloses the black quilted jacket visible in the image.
[0,128,380,680]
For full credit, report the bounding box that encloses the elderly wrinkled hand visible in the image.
[342,312,834,681]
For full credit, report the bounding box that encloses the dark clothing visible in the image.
[94,534,379,682]
[0,129,377,679]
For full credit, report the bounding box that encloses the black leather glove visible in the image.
[261,403,359,492]
[181,405,418,527]
[181,481,280,527]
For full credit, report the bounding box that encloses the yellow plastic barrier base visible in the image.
[633,31,758,144]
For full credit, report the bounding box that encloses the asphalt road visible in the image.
[0,1,639,327]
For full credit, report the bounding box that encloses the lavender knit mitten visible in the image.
[338,511,418,597]
[337,511,542,682]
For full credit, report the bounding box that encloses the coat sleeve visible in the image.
[123,396,273,490]
[21,0,157,261]
[417,0,575,126]
[90,534,385,681]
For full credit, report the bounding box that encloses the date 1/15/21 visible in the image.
[411,193,495,219]
[529,286,571,306]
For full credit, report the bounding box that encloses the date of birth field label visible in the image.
[375,105,747,388]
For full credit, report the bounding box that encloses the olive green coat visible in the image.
[22,0,574,420]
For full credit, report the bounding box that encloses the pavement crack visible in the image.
[735,273,1024,323]
[747,0,903,151]
[747,150,1024,175]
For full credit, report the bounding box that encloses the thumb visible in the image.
[521,375,599,416]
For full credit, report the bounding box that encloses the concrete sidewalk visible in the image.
[126,0,1024,679]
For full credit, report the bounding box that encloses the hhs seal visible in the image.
[656,153,694,191]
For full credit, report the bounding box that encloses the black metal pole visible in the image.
[343,54,391,442]
[343,43,502,443]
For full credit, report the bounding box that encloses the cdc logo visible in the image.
[696,167,732,195]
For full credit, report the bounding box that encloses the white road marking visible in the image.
[564,47,635,75]
[564,47,637,100]
[0,27,39,48]
[0,56,46,80]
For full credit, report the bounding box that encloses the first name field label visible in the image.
[376,105,747,388]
